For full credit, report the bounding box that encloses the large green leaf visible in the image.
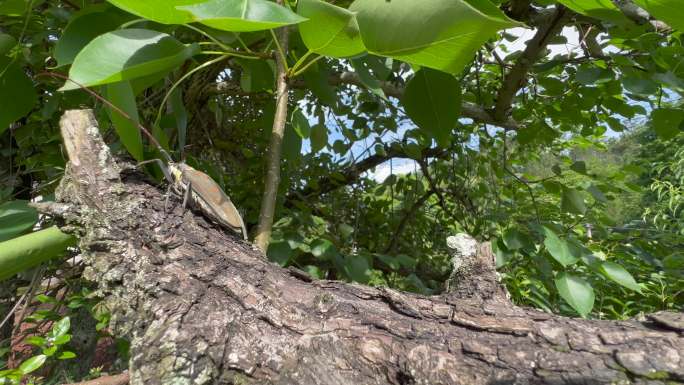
[237,58,274,92]
[177,0,306,32]
[556,0,629,24]
[349,0,519,74]
[650,108,684,140]
[60,29,198,91]
[561,187,587,215]
[106,0,202,24]
[543,227,580,267]
[0,226,76,282]
[600,261,642,293]
[104,81,144,161]
[0,33,16,56]
[633,0,684,31]
[0,200,38,242]
[297,0,365,58]
[18,355,47,375]
[310,123,328,153]
[292,109,311,139]
[402,68,461,146]
[0,56,37,135]
[555,272,595,318]
[54,6,134,67]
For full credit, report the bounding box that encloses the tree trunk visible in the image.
[38,109,684,385]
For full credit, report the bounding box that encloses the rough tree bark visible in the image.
[38,110,683,385]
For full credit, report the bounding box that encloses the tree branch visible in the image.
[494,5,568,122]
[45,109,684,385]
[255,18,290,253]
[289,146,447,204]
[613,0,672,30]
[209,72,520,130]
[384,190,434,254]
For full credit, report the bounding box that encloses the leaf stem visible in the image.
[290,50,313,75]
[270,29,289,72]
[118,18,147,29]
[291,55,324,77]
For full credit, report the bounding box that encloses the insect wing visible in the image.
[181,166,246,234]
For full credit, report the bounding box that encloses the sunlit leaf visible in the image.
[297,0,365,57]
[106,0,201,24]
[177,0,306,32]
[555,272,595,318]
[543,227,580,267]
[633,0,684,31]
[600,261,642,293]
[54,5,134,66]
[61,29,198,91]
[18,355,47,375]
[350,0,519,74]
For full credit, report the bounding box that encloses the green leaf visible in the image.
[622,77,658,95]
[600,261,642,293]
[267,240,293,266]
[587,184,607,203]
[543,227,580,267]
[402,68,461,146]
[177,0,306,32]
[310,238,337,259]
[0,56,37,135]
[569,161,587,175]
[169,88,188,152]
[349,0,519,74]
[344,254,371,283]
[282,123,302,162]
[633,0,684,31]
[24,336,46,347]
[237,58,274,92]
[0,227,76,282]
[502,228,531,251]
[350,57,385,99]
[301,62,336,105]
[0,33,17,56]
[310,123,328,153]
[57,351,76,360]
[52,334,71,346]
[555,272,595,318]
[106,0,202,24]
[51,317,71,338]
[0,0,27,16]
[561,187,587,215]
[104,81,144,161]
[297,0,365,58]
[0,200,38,242]
[292,110,311,139]
[556,0,628,24]
[60,29,198,91]
[18,355,46,375]
[650,108,684,140]
[575,65,613,85]
[54,6,134,67]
